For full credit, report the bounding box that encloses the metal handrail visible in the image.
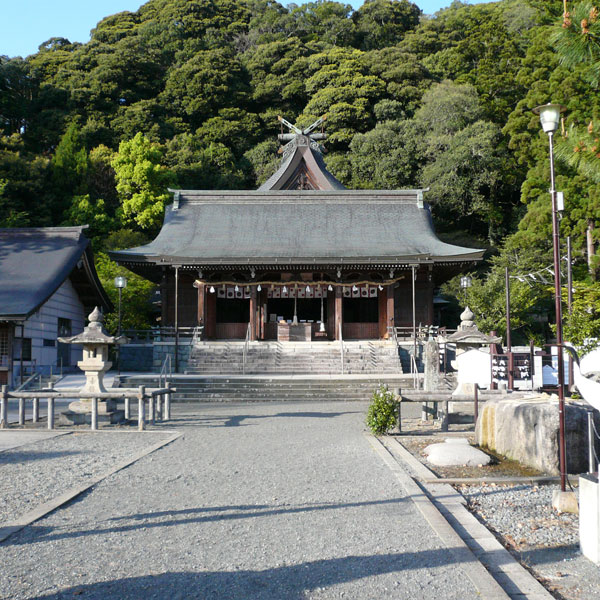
[387,326,403,375]
[242,323,251,375]
[122,326,197,343]
[410,354,419,389]
[50,357,63,381]
[159,354,172,389]
[15,372,42,392]
[191,325,204,346]
[339,322,344,375]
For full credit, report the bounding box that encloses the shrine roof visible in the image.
[110,190,484,267]
[258,140,346,191]
[0,227,111,320]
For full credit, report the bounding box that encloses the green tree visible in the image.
[112,132,176,230]
[352,0,421,51]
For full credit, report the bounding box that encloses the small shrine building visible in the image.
[111,118,483,342]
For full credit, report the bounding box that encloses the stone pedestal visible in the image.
[61,400,125,425]
[580,474,600,563]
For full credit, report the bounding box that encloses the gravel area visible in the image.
[460,483,600,600]
[0,402,486,600]
[395,433,600,600]
[0,431,173,525]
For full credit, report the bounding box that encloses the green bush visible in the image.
[366,384,398,435]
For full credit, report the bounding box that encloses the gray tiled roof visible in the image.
[0,227,111,320]
[111,190,484,266]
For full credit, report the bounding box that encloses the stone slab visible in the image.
[424,438,492,467]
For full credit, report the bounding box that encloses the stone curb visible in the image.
[0,431,183,544]
[382,436,554,600]
[366,433,510,599]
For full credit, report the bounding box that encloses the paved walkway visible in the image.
[0,402,498,599]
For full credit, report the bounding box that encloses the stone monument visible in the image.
[58,307,128,424]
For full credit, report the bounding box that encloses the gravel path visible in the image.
[0,402,485,600]
[460,483,600,600]
[0,431,172,524]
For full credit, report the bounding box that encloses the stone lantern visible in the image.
[443,307,501,399]
[58,307,128,424]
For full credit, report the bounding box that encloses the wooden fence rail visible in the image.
[0,382,173,432]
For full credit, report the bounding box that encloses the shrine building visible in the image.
[111,118,483,342]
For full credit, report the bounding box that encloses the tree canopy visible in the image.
[1,0,598,340]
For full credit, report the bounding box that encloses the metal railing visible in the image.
[122,327,197,343]
[586,407,599,474]
[410,354,420,389]
[394,326,457,340]
[15,372,42,392]
[242,323,251,375]
[339,322,345,375]
[387,326,404,375]
[50,357,63,380]
[158,354,172,389]
[191,325,204,346]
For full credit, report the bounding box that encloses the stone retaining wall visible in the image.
[475,397,600,474]
[118,342,191,372]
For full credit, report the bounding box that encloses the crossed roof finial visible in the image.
[277,115,328,156]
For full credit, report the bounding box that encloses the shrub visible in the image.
[366,384,398,435]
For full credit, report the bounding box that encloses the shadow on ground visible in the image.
[167,409,361,428]
[29,548,484,600]
[6,498,410,546]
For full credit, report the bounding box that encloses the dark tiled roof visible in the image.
[0,227,111,320]
[110,190,484,266]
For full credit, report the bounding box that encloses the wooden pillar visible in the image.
[196,282,206,328]
[387,285,395,332]
[249,287,257,341]
[206,290,216,339]
[258,289,267,340]
[160,268,168,327]
[334,286,343,340]
[427,270,434,325]
[327,289,335,339]
[378,288,388,339]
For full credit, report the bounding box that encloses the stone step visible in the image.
[120,374,411,402]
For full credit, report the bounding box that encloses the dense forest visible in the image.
[1,0,599,344]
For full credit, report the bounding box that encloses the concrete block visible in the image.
[580,474,600,564]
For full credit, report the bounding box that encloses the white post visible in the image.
[33,397,39,423]
[124,397,130,420]
[165,382,171,420]
[18,397,25,426]
[138,386,146,431]
[1,385,8,428]
[91,397,98,431]
[47,397,55,430]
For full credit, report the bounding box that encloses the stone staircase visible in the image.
[185,340,402,376]
[119,340,412,403]
[121,374,413,403]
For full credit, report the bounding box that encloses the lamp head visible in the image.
[532,103,566,134]
[114,276,127,289]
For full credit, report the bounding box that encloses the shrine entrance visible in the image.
[342,296,379,339]
[215,288,250,339]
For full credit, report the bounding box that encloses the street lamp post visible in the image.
[533,102,568,494]
[460,275,472,306]
[114,276,127,374]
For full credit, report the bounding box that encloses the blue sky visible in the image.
[1,0,491,58]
